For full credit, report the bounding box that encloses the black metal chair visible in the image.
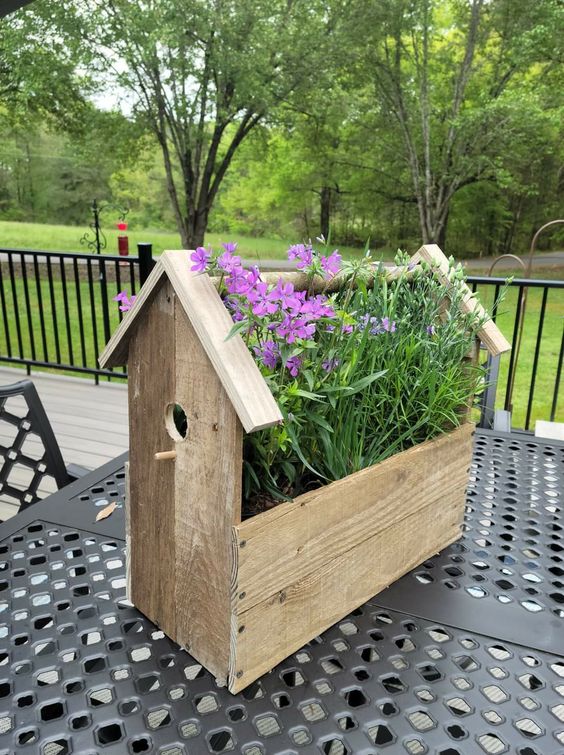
[0,379,89,514]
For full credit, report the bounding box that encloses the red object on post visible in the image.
[117,221,129,257]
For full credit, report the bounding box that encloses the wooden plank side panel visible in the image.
[173,298,243,682]
[230,493,465,692]
[128,279,177,638]
[162,251,282,433]
[413,244,511,356]
[236,423,474,613]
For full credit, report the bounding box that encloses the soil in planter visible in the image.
[242,474,324,519]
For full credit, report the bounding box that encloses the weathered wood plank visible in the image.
[99,251,282,434]
[127,279,178,638]
[230,492,464,692]
[172,296,242,681]
[235,423,473,614]
[162,252,282,433]
[412,244,511,356]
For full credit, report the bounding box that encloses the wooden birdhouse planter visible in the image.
[99,244,510,693]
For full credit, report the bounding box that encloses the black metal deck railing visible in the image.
[0,247,562,429]
[469,275,563,429]
[0,245,154,383]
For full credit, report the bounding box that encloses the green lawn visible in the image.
[0,219,372,261]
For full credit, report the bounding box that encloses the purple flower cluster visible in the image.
[358,314,397,335]
[113,291,136,312]
[189,243,342,376]
[288,244,313,269]
[287,243,342,278]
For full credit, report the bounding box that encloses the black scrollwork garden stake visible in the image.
[80,199,129,255]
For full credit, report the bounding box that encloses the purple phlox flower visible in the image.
[287,243,313,270]
[381,316,396,333]
[225,265,259,295]
[357,313,373,331]
[300,294,335,321]
[426,324,436,336]
[254,340,280,370]
[341,324,354,334]
[224,296,245,322]
[271,278,303,314]
[217,249,242,273]
[285,355,302,378]
[246,281,279,316]
[320,250,342,278]
[276,315,316,343]
[113,291,136,312]
[190,246,211,273]
[322,357,340,373]
[221,241,238,254]
[362,315,397,335]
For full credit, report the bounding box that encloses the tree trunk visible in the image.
[184,207,208,248]
[320,185,331,240]
[437,208,449,249]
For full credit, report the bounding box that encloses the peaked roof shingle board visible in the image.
[99,251,282,434]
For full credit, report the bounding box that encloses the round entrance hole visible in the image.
[165,403,188,441]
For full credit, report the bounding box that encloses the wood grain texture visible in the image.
[412,244,511,356]
[127,279,177,638]
[172,296,243,682]
[230,477,468,692]
[234,423,473,615]
[161,252,282,433]
[228,423,473,692]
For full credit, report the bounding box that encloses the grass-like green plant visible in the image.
[185,242,500,510]
[116,240,501,509]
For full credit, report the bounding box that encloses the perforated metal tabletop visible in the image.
[0,430,563,755]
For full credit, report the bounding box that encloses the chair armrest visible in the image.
[66,463,91,481]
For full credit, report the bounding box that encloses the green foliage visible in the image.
[0,0,561,256]
[214,246,494,504]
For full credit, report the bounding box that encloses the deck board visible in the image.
[0,367,128,520]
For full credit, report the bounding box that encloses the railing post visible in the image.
[138,243,155,286]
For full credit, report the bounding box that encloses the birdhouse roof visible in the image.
[98,251,283,433]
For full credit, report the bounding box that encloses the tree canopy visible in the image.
[0,0,562,256]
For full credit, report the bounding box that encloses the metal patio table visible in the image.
[0,429,563,755]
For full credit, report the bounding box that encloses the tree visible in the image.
[355,0,563,247]
[64,0,342,247]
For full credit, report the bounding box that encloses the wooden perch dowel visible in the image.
[154,450,177,461]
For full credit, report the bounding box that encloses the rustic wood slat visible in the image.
[127,279,178,638]
[234,423,473,614]
[99,252,282,434]
[161,252,282,433]
[171,297,243,682]
[230,496,463,692]
[412,244,511,356]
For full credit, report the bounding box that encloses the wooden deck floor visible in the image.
[0,367,128,520]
